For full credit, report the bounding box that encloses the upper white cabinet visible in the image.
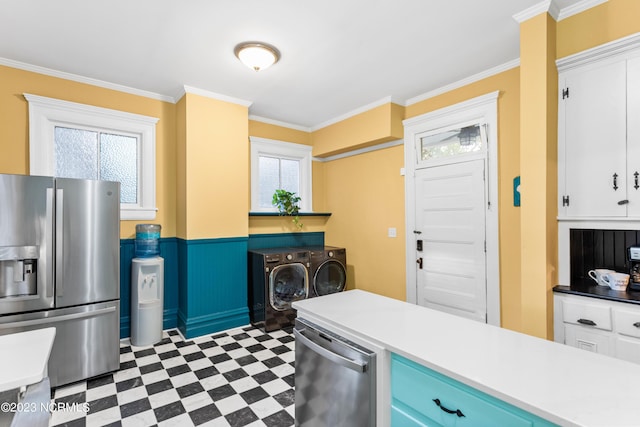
[558,38,640,219]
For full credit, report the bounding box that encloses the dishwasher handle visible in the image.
[294,328,368,373]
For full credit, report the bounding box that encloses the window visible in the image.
[25,93,158,220]
[416,120,487,166]
[250,137,312,212]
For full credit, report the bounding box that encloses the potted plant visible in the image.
[272,189,303,229]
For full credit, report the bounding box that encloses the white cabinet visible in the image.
[558,49,640,218]
[555,292,640,364]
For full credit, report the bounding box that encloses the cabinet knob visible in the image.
[633,322,640,328]
[618,200,629,205]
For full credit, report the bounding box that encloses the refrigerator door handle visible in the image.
[55,188,64,297]
[45,188,54,298]
[0,306,116,329]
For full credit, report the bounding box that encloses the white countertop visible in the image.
[293,290,640,427]
[0,328,56,392]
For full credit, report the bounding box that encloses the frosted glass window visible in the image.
[259,156,280,208]
[250,137,312,212]
[55,127,98,179]
[281,159,300,195]
[258,156,301,209]
[420,124,483,161]
[100,133,138,203]
[54,126,139,204]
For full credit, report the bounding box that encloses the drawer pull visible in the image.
[433,398,465,418]
[577,318,596,326]
[633,322,640,328]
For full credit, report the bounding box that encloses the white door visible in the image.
[415,159,487,322]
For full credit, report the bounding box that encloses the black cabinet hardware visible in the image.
[635,171,639,190]
[416,258,423,269]
[633,322,640,328]
[618,199,629,205]
[433,399,465,418]
[613,173,619,190]
[416,240,423,251]
[577,318,596,326]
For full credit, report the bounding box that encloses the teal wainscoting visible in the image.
[247,232,324,250]
[177,237,250,339]
[120,238,179,338]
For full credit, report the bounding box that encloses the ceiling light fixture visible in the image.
[234,42,280,72]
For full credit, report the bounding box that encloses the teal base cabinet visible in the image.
[391,354,558,427]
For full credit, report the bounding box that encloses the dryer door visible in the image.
[269,263,309,310]
[314,260,346,296]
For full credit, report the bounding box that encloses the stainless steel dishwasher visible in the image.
[294,318,376,427]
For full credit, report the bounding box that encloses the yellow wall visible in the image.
[179,93,249,239]
[519,13,558,340]
[406,68,523,331]
[0,65,176,239]
[248,120,311,146]
[557,0,640,58]
[323,145,406,300]
[312,103,404,157]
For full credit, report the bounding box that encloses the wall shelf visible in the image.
[249,212,332,217]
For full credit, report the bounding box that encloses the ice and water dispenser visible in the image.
[0,246,38,299]
[131,224,164,346]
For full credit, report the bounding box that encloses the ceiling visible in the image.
[0,0,586,130]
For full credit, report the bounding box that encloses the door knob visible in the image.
[416,258,423,269]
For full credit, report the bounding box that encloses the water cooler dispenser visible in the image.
[131,224,164,347]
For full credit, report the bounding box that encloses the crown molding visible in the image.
[309,96,399,132]
[0,57,175,103]
[313,139,403,162]
[178,85,253,107]
[405,60,518,107]
[514,0,607,23]
[248,115,311,132]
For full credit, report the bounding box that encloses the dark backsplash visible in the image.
[570,229,640,283]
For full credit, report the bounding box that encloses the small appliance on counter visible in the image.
[628,245,640,291]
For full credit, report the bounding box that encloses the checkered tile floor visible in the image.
[49,325,295,427]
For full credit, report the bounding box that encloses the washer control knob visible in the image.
[328,251,334,257]
[286,254,293,261]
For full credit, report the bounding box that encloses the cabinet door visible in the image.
[616,336,640,363]
[564,324,613,355]
[560,60,627,217]
[627,56,640,216]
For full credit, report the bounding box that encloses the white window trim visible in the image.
[250,136,313,212]
[24,93,159,220]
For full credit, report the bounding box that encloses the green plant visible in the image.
[272,189,303,229]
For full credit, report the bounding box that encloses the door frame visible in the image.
[403,91,500,326]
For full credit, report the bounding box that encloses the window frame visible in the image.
[250,136,313,212]
[24,93,159,220]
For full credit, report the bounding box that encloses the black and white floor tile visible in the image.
[49,325,295,427]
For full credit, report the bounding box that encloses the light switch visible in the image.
[388,227,397,238]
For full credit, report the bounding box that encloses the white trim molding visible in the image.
[24,93,159,220]
[249,115,311,133]
[180,85,252,107]
[250,137,313,212]
[403,91,500,327]
[405,60,518,107]
[557,31,640,72]
[313,139,403,163]
[309,96,402,132]
[513,0,607,23]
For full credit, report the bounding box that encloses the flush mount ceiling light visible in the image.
[234,42,280,72]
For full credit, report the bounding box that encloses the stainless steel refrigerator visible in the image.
[0,173,120,388]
